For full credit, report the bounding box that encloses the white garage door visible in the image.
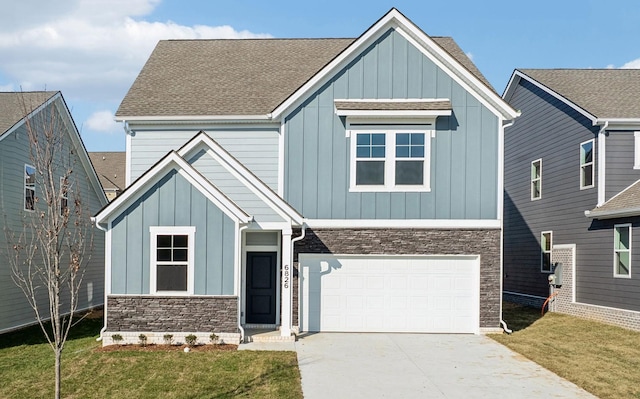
[299,255,479,334]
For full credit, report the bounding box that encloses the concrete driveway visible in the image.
[295,333,597,399]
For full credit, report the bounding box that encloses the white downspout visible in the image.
[237,223,250,343]
[91,217,108,341]
[289,223,306,334]
[500,119,515,335]
[597,121,609,206]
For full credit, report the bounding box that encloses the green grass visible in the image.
[492,303,640,399]
[0,316,302,399]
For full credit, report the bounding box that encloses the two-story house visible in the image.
[94,9,519,345]
[503,69,640,331]
[0,91,107,333]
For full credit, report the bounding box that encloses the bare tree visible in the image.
[5,92,93,399]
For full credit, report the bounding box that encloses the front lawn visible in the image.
[0,315,302,399]
[492,303,640,399]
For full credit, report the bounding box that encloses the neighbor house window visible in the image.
[24,164,36,211]
[350,128,431,191]
[614,224,631,278]
[150,226,195,294]
[541,231,552,272]
[531,159,542,200]
[580,139,594,189]
[59,177,68,215]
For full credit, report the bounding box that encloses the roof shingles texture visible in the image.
[117,36,491,118]
[520,69,640,119]
[0,91,57,136]
[88,152,126,191]
[334,100,452,111]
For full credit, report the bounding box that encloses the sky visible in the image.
[1,0,638,152]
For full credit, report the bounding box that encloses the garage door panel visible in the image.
[300,255,479,333]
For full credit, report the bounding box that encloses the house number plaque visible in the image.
[283,264,290,289]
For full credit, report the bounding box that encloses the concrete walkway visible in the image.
[293,333,597,399]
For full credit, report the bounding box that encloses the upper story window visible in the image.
[614,224,631,278]
[541,231,552,272]
[531,159,542,200]
[24,164,36,211]
[580,139,594,189]
[59,177,69,215]
[350,128,431,192]
[634,132,640,169]
[150,226,195,295]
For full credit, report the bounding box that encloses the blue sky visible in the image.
[1,0,638,152]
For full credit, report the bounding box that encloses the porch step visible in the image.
[244,328,296,343]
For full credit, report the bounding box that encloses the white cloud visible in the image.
[620,58,640,69]
[84,110,121,133]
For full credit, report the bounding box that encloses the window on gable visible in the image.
[531,159,542,200]
[614,224,631,278]
[350,128,431,192]
[60,177,69,215]
[541,231,552,273]
[24,164,36,211]
[580,139,594,189]
[150,226,195,294]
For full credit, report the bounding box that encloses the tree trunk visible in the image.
[55,348,61,399]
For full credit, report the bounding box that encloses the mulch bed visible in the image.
[96,344,238,352]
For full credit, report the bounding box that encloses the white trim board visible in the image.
[305,219,501,229]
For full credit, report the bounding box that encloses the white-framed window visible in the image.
[531,159,542,200]
[149,226,196,295]
[59,177,69,215]
[634,132,640,169]
[350,127,431,192]
[541,231,552,272]
[580,139,595,189]
[614,224,631,278]
[24,164,36,211]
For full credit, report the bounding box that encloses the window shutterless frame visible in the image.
[541,231,552,273]
[613,224,631,278]
[149,226,196,295]
[59,176,69,215]
[24,164,36,211]
[580,139,595,189]
[531,159,542,200]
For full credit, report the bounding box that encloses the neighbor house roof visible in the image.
[0,91,58,137]
[116,36,491,119]
[586,179,640,219]
[515,69,640,120]
[88,152,126,192]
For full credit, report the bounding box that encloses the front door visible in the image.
[246,252,277,324]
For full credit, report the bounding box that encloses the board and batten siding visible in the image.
[283,28,499,220]
[110,169,235,296]
[129,128,279,191]
[504,78,640,312]
[0,103,105,332]
[605,131,640,200]
[187,149,285,223]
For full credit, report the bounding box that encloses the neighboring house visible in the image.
[94,8,518,345]
[503,69,640,331]
[0,91,108,333]
[89,152,126,201]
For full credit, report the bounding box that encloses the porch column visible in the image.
[280,229,293,336]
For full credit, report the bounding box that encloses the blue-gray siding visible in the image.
[188,148,285,223]
[605,131,640,200]
[110,169,236,295]
[0,99,106,332]
[129,128,279,190]
[284,28,499,220]
[504,78,640,312]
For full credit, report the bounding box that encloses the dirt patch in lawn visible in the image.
[96,344,238,352]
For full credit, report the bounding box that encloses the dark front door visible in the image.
[246,252,277,324]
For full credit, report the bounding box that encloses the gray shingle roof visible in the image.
[587,179,640,219]
[0,91,58,137]
[117,36,490,118]
[88,152,126,192]
[519,69,640,119]
[334,100,452,111]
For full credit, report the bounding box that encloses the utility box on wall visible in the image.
[549,263,563,287]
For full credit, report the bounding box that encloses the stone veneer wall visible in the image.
[550,246,640,332]
[292,228,502,329]
[107,296,239,333]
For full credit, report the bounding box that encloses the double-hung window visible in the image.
[150,226,195,295]
[541,231,552,272]
[351,128,431,191]
[614,224,631,278]
[59,177,69,215]
[531,159,542,200]
[580,139,594,189]
[24,164,36,211]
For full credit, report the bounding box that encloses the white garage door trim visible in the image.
[299,254,480,334]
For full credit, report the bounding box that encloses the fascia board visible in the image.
[585,207,640,219]
[336,109,452,117]
[178,132,304,225]
[115,115,273,124]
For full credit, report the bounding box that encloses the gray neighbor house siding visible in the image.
[504,75,640,316]
[284,29,500,220]
[0,94,106,333]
